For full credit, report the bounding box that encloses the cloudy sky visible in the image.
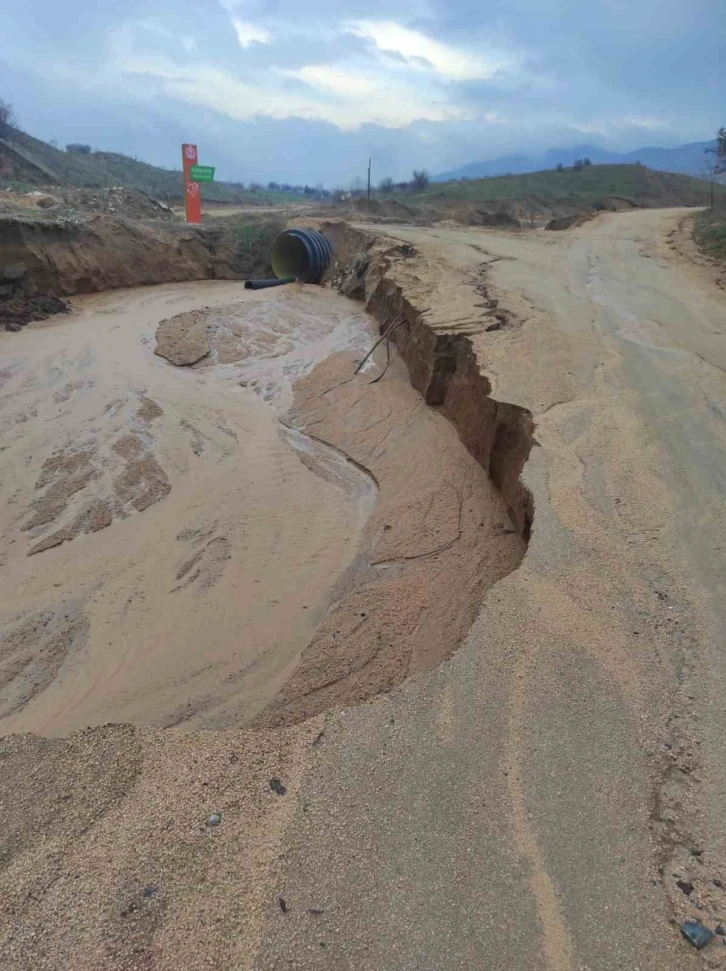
[1,0,723,185]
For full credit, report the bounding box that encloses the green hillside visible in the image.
[0,127,304,204]
[404,164,726,210]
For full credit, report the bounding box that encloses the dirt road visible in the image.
[256,209,726,970]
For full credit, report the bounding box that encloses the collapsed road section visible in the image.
[0,223,534,737]
[0,217,537,970]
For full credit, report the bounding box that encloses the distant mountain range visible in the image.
[434,141,717,182]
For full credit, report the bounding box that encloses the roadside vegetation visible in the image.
[693,127,726,265]
[694,211,726,263]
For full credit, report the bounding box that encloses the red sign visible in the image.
[182,143,202,224]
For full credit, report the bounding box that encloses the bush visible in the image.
[66,143,92,155]
[0,99,16,136]
[411,169,430,190]
[379,176,394,193]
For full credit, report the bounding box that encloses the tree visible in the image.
[556,163,564,172]
[66,143,92,155]
[573,159,584,171]
[706,127,726,173]
[411,169,430,190]
[583,157,592,166]
[0,98,16,136]
[379,176,394,193]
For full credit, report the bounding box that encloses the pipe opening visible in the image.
[269,229,333,284]
[271,234,309,281]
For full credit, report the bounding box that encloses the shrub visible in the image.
[411,169,430,190]
[0,99,16,136]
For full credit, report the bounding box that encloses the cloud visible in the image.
[111,45,468,129]
[105,21,478,130]
[576,115,669,136]
[283,64,380,99]
[230,18,272,48]
[346,20,518,81]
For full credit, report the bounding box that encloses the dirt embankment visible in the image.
[0,211,284,330]
[319,220,535,536]
[0,214,277,296]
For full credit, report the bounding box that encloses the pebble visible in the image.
[206,813,222,827]
[681,920,714,950]
[716,925,726,936]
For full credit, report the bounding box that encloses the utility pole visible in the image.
[367,157,371,210]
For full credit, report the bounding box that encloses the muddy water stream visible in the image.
[1,280,525,736]
[0,282,378,735]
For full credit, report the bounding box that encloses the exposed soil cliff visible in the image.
[318,220,535,536]
[0,212,279,304]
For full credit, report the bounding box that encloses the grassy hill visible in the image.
[0,127,305,204]
[404,164,726,211]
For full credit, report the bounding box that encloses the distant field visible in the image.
[400,164,726,210]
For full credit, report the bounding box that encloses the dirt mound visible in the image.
[53,186,174,219]
[546,212,597,231]
[1,292,70,330]
[0,256,71,329]
[155,309,210,366]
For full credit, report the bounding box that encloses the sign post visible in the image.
[182,143,202,224]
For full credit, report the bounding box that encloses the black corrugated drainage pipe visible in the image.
[270,229,333,284]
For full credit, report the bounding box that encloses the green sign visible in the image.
[190,165,215,183]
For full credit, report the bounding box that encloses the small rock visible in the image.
[278,897,288,913]
[681,920,714,950]
[716,925,725,936]
[309,908,323,916]
[677,878,695,896]
[714,879,723,888]
[0,263,27,283]
[269,778,286,796]
[143,886,158,899]
[4,321,23,332]
[206,813,222,827]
